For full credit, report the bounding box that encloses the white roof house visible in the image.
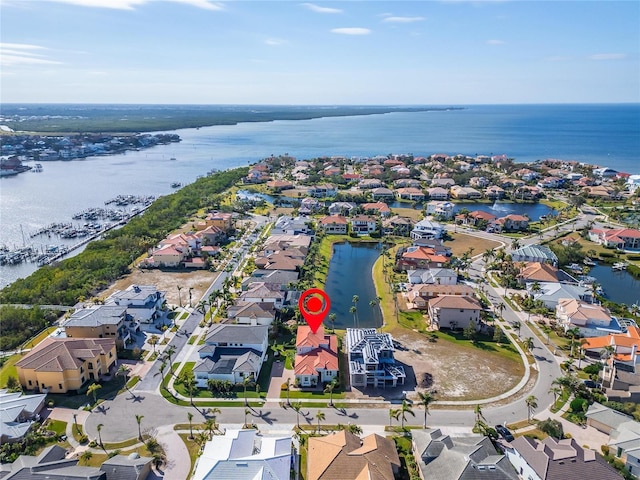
[192,429,292,480]
[411,219,445,240]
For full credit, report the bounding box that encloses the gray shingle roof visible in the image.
[204,324,268,345]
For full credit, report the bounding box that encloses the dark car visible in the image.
[583,380,601,389]
[495,425,515,442]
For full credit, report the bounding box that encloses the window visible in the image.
[28,380,32,386]
[58,383,62,389]
[80,366,84,373]
[88,362,93,369]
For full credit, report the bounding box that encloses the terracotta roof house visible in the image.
[266,179,294,191]
[504,436,622,480]
[412,429,517,480]
[358,178,383,189]
[361,201,391,217]
[307,430,401,480]
[192,429,292,480]
[450,185,482,199]
[454,210,497,227]
[556,298,620,338]
[294,326,339,388]
[496,214,529,232]
[0,390,47,443]
[485,185,507,199]
[398,246,449,271]
[346,328,405,388]
[589,228,640,251]
[431,178,456,188]
[428,295,483,330]
[16,337,117,394]
[517,262,578,285]
[408,284,475,309]
[195,224,226,245]
[254,252,304,271]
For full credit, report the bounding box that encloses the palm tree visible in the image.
[524,337,535,353]
[135,414,144,441]
[156,360,167,390]
[204,418,216,439]
[398,399,415,429]
[349,306,357,328]
[187,412,194,439]
[242,375,252,406]
[548,385,562,403]
[541,325,552,344]
[352,295,359,325]
[183,372,197,405]
[474,404,486,423]
[209,407,221,432]
[165,345,176,374]
[389,408,399,427]
[513,321,521,339]
[566,327,581,357]
[525,395,538,423]
[117,364,131,393]
[369,299,378,317]
[417,391,435,428]
[79,450,93,465]
[285,378,291,406]
[324,378,338,407]
[86,383,102,405]
[315,410,325,433]
[148,334,159,352]
[577,338,589,368]
[177,285,183,307]
[96,423,104,449]
[511,238,521,251]
[496,302,506,320]
[329,313,337,333]
[292,402,303,428]
[600,345,616,384]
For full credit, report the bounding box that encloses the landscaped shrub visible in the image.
[584,363,603,375]
[570,397,588,413]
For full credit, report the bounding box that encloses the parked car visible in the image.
[495,425,515,442]
[584,380,602,389]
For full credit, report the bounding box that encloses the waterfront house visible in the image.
[425,200,455,219]
[307,430,400,480]
[266,179,294,192]
[496,214,530,232]
[16,337,117,393]
[503,436,620,480]
[358,178,383,189]
[510,244,558,265]
[395,187,425,201]
[382,215,414,236]
[192,429,292,480]
[309,183,337,198]
[104,284,165,324]
[426,187,450,200]
[328,201,356,216]
[0,390,47,443]
[407,267,458,285]
[517,262,578,286]
[530,282,593,309]
[411,219,445,240]
[450,185,482,199]
[408,284,475,309]
[589,228,640,251]
[64,305,138,348]
[346,328,406,388]
[454,210,497,227]
[361,201,391,217]
[428,295,482,330]
[318,215,349,235]
[484,185,507,200]
[556,298,619,337]
[294,325,338,388]
[349,215,378,236]
[412,429,517,480]
[194,325,268,386]
[371,187,395,200]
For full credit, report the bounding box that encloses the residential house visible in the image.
[241,269,299,291]
[323,165,341,177]
[101,454,153,480]
[227,302,277,326]
[194,325,268,386]
[556,298,620,337]
[16,338,117,393]
[266,179,294,191]
[530,282,593,309]
[205,211,233,231]
[426,187,450,200]
[195,224,226,245]
[517,262,578,286]
[510,244,558,265]
[412,238,452,256]
[346,328,406,388]
[394,178,421,188]
[145,244,187,268]
[349,215,378,236]
[469,176,491,188]
[406,268,458,285]
[589,228,640,250]
[428,295,483,330]
[425,201,455,219]
[497,214,529,232]
[358,178,383,190]
[238,282,286,309]
[361,201,391,217]
[411,219,445,240]
[104,285,165,323]
[455,210,497,227]
[450,185,482,199]
[255,252,304,271]
[412,429,517,480]
[504,436,621,480]
[299,197,321,215]
[408,284,475,309]
[318,215,349,235]
[537,177,563,189]
[398,246,449,271]
[328,202,356,216]
[371,187,395,200]
[262,234,312,252]
[0,390,46,443]
[307,430,400,480]
[192,429,292,480]
[0,445,105,479]
[309,184,337,198]
[294,326,339,388]
[271,215,311,235]
[484,185,506,200]
[64,305,138,348]
[431,178,456,188]
[395,187,426,201]
[382,215,414,236]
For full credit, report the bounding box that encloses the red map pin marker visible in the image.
[299,288,331,334]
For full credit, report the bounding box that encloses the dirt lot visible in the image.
[444,232,503,257]
[99,268,221,307]
[385,328,524,402]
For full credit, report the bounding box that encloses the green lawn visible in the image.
[0,353,24,388]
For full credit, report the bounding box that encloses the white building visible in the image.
[425,201,455,219]
[104,284,165,323]
[411,219,445,240]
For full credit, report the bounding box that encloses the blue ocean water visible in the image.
[1,103,638,287]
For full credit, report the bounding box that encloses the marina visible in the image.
[612,262,629,271]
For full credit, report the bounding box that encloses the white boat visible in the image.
[612,262,628,271]
[583,257,596,266]
[32,163,43,172]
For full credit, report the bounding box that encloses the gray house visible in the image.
[346,328,405,388]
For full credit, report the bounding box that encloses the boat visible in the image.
[170,157,177,161]
[171,182,181,188]
[583,257,596,266]
[32,163,43,172]
[0,157,32,176]
[567,263,583,273]
[612,262,628,271]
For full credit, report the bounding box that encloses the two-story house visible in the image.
[64,305,137,348]
[105,284,165,323]
[428,295,482,330]
[346,328,405,388]
[294,326,339,388]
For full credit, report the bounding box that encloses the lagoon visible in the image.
[324,242,383,329]
[588,264,640,307]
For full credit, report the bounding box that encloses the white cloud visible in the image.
[301,3,342,14]
[589,53,626,61]
[331,27,371,35]
[382,16,425,23]
[43,0,224,10]
[265,38,286,46]
[0,43,63,66]
[486,39,504,45]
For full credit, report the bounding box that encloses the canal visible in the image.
[324,242,383,329]
[588,263,640,307]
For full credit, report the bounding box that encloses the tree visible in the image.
[349,306,357,328]
[496,302,506,320]
[117,364,131,393]
[182,371,197,405]
[541,325,552,344]
[464,320,479,343]
[177,285,183,307]
[548,385,562,403]
[352,295,359,326]
[187,412,194,439]
[285,378,291,406]
[96,423,104,449]
[148,334,159,352]
[204,418,216,439]
[135,414,144,441]
[209,407,221,432]
[398,399,415,428]
[538,418,564,439]
[156,360,167,390]
[86,383,102,405]
[526,395,538,422]
[513,321,521,339]
[524,337,535,353]
[600,345,616,384]
[164,345,176,374]
[566,327,581,357]
[474,404,486,424]
[329,313,336,332]
[324,378,338,407]
[292,401,303,428]
[242,375,252,406]
[389,408,398,427]
[315,410,325,433]
[418,391,435,428]
[79,450,93,465]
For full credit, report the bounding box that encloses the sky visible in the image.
[1,0,639,105]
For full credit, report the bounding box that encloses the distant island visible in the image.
[0,104,464,134]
